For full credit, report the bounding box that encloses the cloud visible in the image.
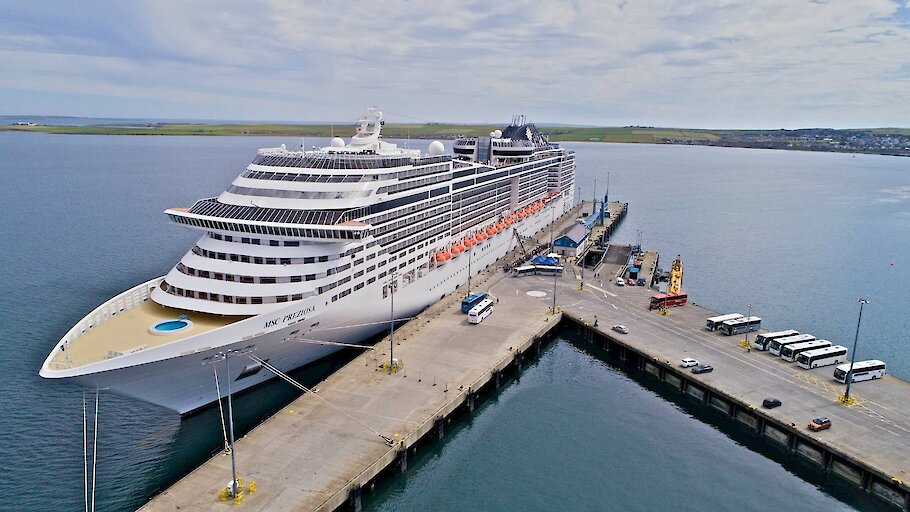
[0,0,908,127]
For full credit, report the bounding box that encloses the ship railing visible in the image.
[51,277,163,368]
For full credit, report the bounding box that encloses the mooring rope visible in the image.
[83,392,88,512]
[90,389,99,512]
[308,318,414,332]
[249,355,393,445]
[213,365,231,454]
[285,336,375,350]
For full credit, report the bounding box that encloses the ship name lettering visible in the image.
[264,306,316,329]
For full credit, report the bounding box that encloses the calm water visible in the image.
[0,132,907,511]
[364,338,890,512]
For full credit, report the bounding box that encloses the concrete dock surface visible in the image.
[143,204,910,510]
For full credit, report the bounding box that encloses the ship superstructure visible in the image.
[40,108,576,414]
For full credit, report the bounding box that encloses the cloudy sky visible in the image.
[1,0,908,128]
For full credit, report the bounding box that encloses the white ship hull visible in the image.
[49,198,569,414]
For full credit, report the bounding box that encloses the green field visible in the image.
[3,123,907,156]
[0,122,726,143]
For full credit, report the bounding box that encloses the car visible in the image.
[626,278,636,286]
[691,364,714,374]
[637,278,646,286]
[614,277,625,286]
[612,324,629,334]
[808,417,832,431]
[680,358,699,368]
[762,397,782,409]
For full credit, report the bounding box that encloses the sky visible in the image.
[1,0,908,128]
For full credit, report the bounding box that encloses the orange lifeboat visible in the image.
[475,231,488,241]
[486,226,498,236]
[451,242,465,255]
[496,222,507,231]
[434,251,451,263]
[464,236,477,248]
[518,210,528,219]
[504,217,514,226]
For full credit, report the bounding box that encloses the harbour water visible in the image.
[1,132,907,511]
[363,338,892,512]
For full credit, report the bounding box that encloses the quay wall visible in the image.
[562,312,910,511]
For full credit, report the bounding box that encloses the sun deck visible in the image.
[50,301,242,369]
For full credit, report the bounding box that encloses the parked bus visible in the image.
[512,265,564,277]
[534,265,564,276]
[461,292,489,313]
[797,345,848,369]
[718,316,761,336]
[769,333,816,356]
[780,339,832,362]
[648,293,688,310]
[833,360,886,383]
[705,313,743,331]
[752,329,800,351]
[467,298,495,324]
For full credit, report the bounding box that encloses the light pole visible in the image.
[551,269,557,314]
[745,304,753,347]
[466,248,473,297]
[549,206,556,253]
[843,299,869,405]
[218,351,239,497]
[388,271,397,372]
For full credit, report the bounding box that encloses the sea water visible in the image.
[1,132,906,510]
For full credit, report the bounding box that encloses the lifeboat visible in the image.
[434,251,451,263]
[496,222,507,231]
[464,236,477,248]
[475,231,488,241]
[451,243,465,255]
[518,210,528,219]
[504,217,514,226]
[486,226,498,236]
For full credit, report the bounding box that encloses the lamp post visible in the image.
[466,248,472,297]
[215,350,239,497]
[551,268,557,314]
[843,299,869,405]
[745,303,753,347]
[549,205,556,253]
[388,271,397,372]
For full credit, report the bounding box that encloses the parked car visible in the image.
[637,278,646,286]
[680,358,699,368]
[614,277,625,286]
[691,364,714,374]
[612,324,629,334]
[626,278,636,286]
[762,397,782,409]
[808,417,832,431]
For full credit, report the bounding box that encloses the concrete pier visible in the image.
[142,203,910,511]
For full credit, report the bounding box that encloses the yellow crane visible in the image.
[668,255,683,295]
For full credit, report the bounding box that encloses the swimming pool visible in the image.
[149,317,193,335]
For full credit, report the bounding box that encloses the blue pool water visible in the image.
[152,320,189,332]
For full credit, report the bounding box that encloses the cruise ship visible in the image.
[40,108,576,414]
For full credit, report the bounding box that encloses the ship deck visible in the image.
[50,301,241,369]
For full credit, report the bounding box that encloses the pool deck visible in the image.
[50,301,238,368]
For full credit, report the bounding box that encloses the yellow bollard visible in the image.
[220,487,230,501]
[234,490,244,504]
[249,481,257,493]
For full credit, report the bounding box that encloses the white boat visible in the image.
[39,108,577,414]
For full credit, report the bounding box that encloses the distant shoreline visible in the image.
[3,123,908,157]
